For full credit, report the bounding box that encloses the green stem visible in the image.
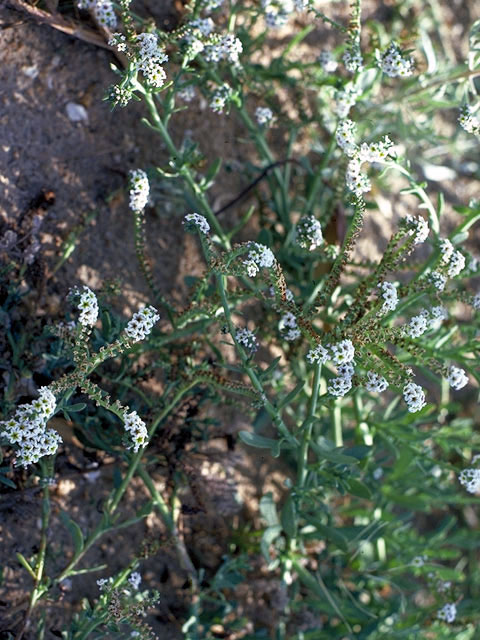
[332,399,343,447]
[297,364,322,489]
[216,273,297,446]
[142,92,230,249]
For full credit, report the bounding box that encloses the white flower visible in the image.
[97,578,109,590]
[336,119,358,157]
[123,410,149,452]
[380,42,414,77]
[128,571,142,590]
[411,555,426,568]
[405,314,428,338]
[204,33,243,64]
[343,49,364,73]
[255,106,273,126]
[378,281,398,315]
[373,467,383,480]
[247,242,275,269]
[295,215,323,250]
[236,327,258,353]
[429,271,446,292]
[459,467,480,493]
[134,33,168,89]
[472,293,480,310]
[447,250,465,278]
[318,50,338,74]
[306,343,329,364]
[365,371,389,393]
[447,366,468,391]
[437,603,457,623]
[404,214,429,244]
[329,339,355,365]
[178,85,196,102]
[335,87,358,118]
[440,238,454,264]
[328,375,352,397]
[459,105,480,136]
[77,286,99,327]
[358,136,394,164]
[279,312,301,341]
[129,169,150,212]
[403,382,426,413]
[124,306,160,343]
[210,83,233,113]
[77,0,117,28]
[183,213,210,235]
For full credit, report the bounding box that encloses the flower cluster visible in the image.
[439,239,465,278]
[129,169,150,213]
[429,271,447,292]
[306,343,329,364]
[124,306,160,343]
[261,0,307,28]
[0,387,61,467]
[183,213,210,235]
[243,242,275,277]
[134,33,168,88]
[236,327,259,353]
[365,371,389,393]
[473,292,480,310]
[458,467,480,493]
[204,33,243,64]
[335,86,358,119]
[378,281,398,315]
[329,339,355,365]
[318,51,338,74]
[210,83,233,113]
[77,286,99,327]
[343,49,364,73]
[178,85,196,102]
[458,105,480,136]
[446,366,468,391]
[403,381,426,413]
[77,0,117,28]
[328,360,356,397]
[255,107,274,126]
[279,312,301,341]
[123,410,149,452]
[403,214,429,245]
[336,120,394,196]
[379,42,414,77]
[295,215,324,251]
[128,571,142,590]
[437,603,457,623]
[404,313,428,339]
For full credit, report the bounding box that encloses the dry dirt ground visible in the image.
[1,0,480,637]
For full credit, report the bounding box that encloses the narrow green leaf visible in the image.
[66,403,87,413]
[345,478,372,500]
[60,511,85,555]
[305,516,348,552]
[280,496,297,538]
[278,381,305,409]
[16,553,36,579]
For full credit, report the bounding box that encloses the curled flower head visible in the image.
[403,382,426,413]
[447,366,468,390]
[404,214,429,245]
[380,42,414,78]
[306,343,329,365]
[123,410,149,452]
[378,281,398,315]
[129,169,150,213]
[255,106,273,126]
[235,327,258,353]
[124,306,160,343]
[459,467,480,493]
[329,339,355,365]
[365,371,389,393]
[437,603,457,623]
[295,215,323,251]
[77,286,99,327]
[183,213,210,235]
